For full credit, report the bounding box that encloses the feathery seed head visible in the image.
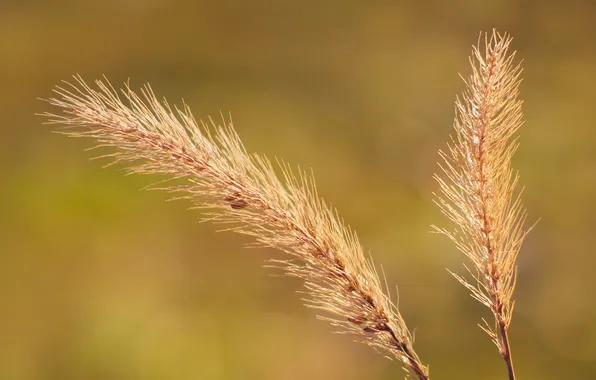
[433,30,531,363]
[42,75,429,379]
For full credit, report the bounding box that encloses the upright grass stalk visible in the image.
[42,77,429,379]
[433,30,531,380]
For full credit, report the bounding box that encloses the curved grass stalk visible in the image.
[42,76,430,380]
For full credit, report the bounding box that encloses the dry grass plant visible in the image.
[433,30,531,380]
[42,29,530,380]
[42,78,429,379]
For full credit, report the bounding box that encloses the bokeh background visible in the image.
[2,1,596,379]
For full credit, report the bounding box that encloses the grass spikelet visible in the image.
[433,30,532,380]
[41,76,429,379]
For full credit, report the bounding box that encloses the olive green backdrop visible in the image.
[2,0,595,379]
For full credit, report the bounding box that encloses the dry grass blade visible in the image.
[41,76,429,379]
[433,30,532,380]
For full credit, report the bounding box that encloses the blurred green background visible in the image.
[2,0,595,379]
